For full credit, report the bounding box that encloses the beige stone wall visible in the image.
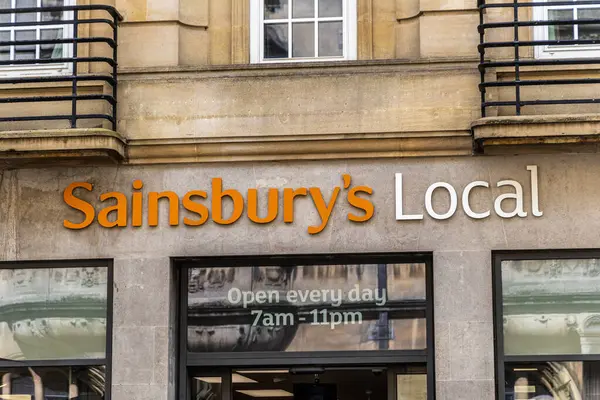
[117,61,480,140]
[115,0,482,68]
[2,0,600,158]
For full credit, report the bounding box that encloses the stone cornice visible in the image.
[126,132,473,164]
[0,128,126,167]
[472,114,600,154]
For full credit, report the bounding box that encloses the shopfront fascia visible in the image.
[2,154,600,400]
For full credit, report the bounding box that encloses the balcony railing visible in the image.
[478,0,600,117]
[0,4,120,131]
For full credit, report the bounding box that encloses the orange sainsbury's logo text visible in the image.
[62,175,375,235]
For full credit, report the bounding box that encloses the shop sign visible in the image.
[62,165,542,234]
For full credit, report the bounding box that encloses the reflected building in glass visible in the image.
[187,264,427,353]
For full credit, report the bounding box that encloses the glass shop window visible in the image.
[494,252,600,400]
[0,262,112,400]
[179,254,435,400]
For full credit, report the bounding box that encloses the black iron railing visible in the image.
[478,0,600,117]
[0,5,120,130]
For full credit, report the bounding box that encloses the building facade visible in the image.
[0,0,600,399]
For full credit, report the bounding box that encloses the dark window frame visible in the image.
[174,252,435,400]
[0,258,113,400]
[493,249,600,400]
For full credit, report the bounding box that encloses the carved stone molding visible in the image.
[357,0,373,60]
[472,114,600,154]
[127,133,472,164]
[231,0,250,64]
[0,128,126,168]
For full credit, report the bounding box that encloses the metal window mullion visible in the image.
[314,0,319,57]
[513,0,521,115]
[480,0,487,117]
[316,16,344,22]
[265,17,313,23]
[343,0,347,59]
[260,0,264,61]
[287,0,292,58]
[35,0,40,60]
[9,0,14,60]
[35,28,40,60]
[574,6,580,41]
[263,18,293,23]
[71,7,77,128]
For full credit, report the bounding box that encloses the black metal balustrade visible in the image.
[478,0,600,117]
[0,4,120,131]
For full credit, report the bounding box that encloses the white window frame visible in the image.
[250,0,357,64]
[534,0,600,59]
[0,0,74,77]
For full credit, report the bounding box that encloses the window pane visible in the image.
[0,267,108,360]
[502,259,600,356]
[228,368,395,400]
[0,366,105,399]
[548,9,575,41]
[578,8,600,40]
[191,376,222,400]
[264,23,288,59]
[40,28,62,59]
[15,0,36,23]
[504,362,600,400]
[41,0,65,22]
[293,0,314,18]
[0,0,10,24]
[0,31,9,61]
[397,374,427,400]
[319,0,343,17]
[14,30,35,60]
[319,21,343,57]
[264,0,288,20]
[292,22,314,57]
[187,264,427,353]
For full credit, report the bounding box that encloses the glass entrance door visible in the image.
[189,366,427,400]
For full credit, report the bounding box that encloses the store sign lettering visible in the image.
[62,165,542,234]
[396,165,543,221]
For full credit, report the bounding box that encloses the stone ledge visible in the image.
[0,128,126,167]
[126,133,473,164]
[471,114,600,153]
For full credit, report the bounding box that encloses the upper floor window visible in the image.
[250,0,357,63]
[534,0,600,59]
[0,0,73,76]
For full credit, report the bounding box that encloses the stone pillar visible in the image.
[111,257,174,400]
[434,251,495,399]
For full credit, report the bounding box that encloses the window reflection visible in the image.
[0,267,108,360]
[397,374,427,400]
[187,264,427,353]
[0,366,105,400]
[264,24,288,59]
[502,259,600,356]
[504,362,600,400]
[190,368,428,400]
